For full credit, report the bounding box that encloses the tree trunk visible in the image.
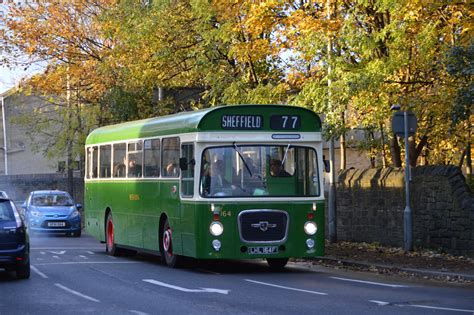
[66,66,74,198]
[380,123,387,168]
[390,135,402,167]
[408,136,417,167]
[466,142,472,175]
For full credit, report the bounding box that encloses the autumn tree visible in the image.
[3,0,116,194]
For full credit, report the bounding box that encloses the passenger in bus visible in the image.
[165,162,178,177]
[113,156,126,177]
[128,157,142,177]
[201,160,230,196]
[270,159,291,177]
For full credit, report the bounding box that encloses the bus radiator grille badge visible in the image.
[251,221,277,232]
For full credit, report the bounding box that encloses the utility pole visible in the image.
[327,0,337,243]
[1,96,8,175]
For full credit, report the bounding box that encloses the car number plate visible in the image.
[247,246,279,255]
[48,222,66,227]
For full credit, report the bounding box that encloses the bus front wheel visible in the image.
[106,213,122,256]
[161,218,182,268]
[266,258,289,270]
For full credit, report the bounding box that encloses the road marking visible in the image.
[245,279,327,296]
[369,300,474,313]
[196,268,221,275]
[34,261,141,266]
[49,250,66,255]
[86,251,95,255]
[369,300,391,306]
[331,277,408,288]
[52,256,60,259]
[129,310,149,315]
[31,265,48,279]
[54,283,100,303]
[143,279,229,295]
[79,255,89,260]
[40,251,46,255]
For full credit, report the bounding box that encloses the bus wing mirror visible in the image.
[179,157,188,171]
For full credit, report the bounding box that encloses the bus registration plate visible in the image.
[248,246,278,255]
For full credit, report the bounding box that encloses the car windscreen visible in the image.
[31,194,74,207]
[0,201,15,221]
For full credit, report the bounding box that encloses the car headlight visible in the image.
[70,210,80,218]
[304,221,317,235]
[209,221,224,236]
[30,210,42,217]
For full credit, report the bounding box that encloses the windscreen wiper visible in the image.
[281,143,291,166]
[233,142,253,177]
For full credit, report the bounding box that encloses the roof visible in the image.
[86,104,322,145]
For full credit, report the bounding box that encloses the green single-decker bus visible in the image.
[85,104,325,268]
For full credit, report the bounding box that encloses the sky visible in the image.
[0,0,39,94]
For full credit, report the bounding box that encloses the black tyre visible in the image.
[266,258,289,270]
[73,230,82,237]
[160,217,183,268]
[105,213,122,256]
[16,261,30,279]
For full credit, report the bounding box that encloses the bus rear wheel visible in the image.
[161,218,182,268]
[266,258,289,270]
[106,213,122,256]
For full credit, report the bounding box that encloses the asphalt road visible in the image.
[0,234,472,315]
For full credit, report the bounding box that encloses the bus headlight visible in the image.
[304,221,317,235]
[209,221,224,236]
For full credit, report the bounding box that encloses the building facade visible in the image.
[0,88,69,175]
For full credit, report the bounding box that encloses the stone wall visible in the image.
[334,166,474,256]
[0,174,84,205]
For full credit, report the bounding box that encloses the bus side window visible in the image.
[144,139,160,177]
[128,141,143,178]
[99,145,112,178]
[91,146,98,179]
[113,143,126,178]
[162,137,180,178]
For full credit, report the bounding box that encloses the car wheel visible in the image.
[160,218,183,268]
[73,230,81,237]
[16,261,30,279]
[266,258,289,270]
[106,213,122,256]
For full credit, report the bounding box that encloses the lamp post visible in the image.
[391,105,417,251]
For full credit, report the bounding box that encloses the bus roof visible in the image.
[85,104,322,145]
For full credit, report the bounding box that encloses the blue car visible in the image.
[0,197,30,279]
[23,190,82,237]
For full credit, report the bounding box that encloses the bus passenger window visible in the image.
[128,141,143,178]
[113,143,126,178]
[144,139,160,177]
[162,137,179,178]
[99,145,112,178]
[91,146,98,179]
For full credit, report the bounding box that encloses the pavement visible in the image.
[297,241,474,284]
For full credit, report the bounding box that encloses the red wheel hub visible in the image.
[163,229,172,255]
[107,219,114,249]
